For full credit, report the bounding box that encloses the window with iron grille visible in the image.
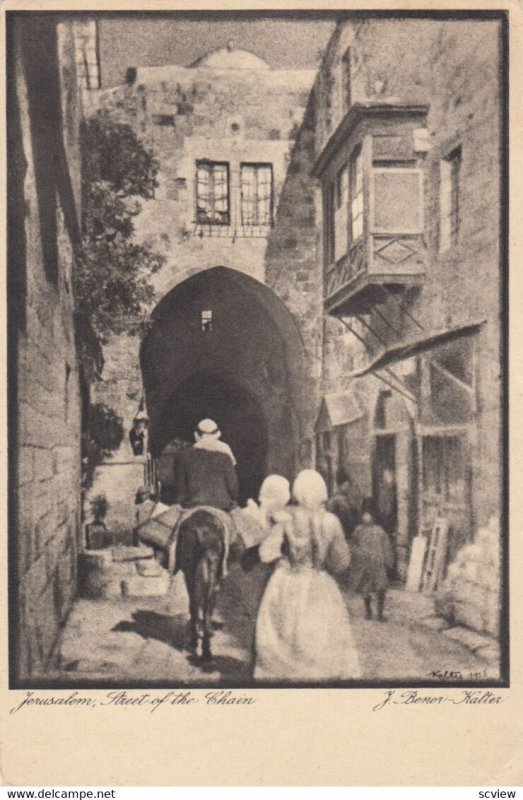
[240,163,273,226]
[350,146,364,243]
[439,146,461,251]
[195,161,230,225]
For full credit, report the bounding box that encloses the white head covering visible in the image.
[259,475,291,511]
[292,469,328,510]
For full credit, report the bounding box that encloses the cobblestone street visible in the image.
[47,563,499,686]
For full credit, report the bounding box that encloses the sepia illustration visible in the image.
[7,10,508,689]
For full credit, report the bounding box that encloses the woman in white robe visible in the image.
[254,469,361,682]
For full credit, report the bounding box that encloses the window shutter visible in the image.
[439,159,452,251]
[371,169,423,234]
[334,205,348,262]
[334,165,348,261]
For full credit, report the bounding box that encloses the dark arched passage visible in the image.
[141,267,305,503]
[158,371,268,504]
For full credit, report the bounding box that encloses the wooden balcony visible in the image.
[313,101,430,318]
[325,231,426,316]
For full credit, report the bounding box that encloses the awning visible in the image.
[347,320,485,379]
[315,391,364,433]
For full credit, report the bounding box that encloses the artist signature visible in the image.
[373,689,504,711]
[428,669,488,680]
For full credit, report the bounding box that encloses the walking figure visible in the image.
[350,498,394,622]
[254,469,361,682]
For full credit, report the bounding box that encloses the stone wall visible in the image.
[8,17,83,681]
[88,55,319,528]
[264,95,324,452]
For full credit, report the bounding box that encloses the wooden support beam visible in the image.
[430,358,474,395]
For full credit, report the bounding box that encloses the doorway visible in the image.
[372,433,397,535]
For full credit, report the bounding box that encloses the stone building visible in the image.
[308,17,504,634]
[7,15,84,681]
[88,45,319,525]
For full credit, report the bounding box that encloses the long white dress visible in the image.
[254,506,361,682]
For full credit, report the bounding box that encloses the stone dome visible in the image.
[189,44,270,70]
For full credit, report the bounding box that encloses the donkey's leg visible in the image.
[201,630,212,662]
[201,553,224,662]
[184,572,199,652]
[198,553,214,661]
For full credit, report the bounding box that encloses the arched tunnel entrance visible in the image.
[141,267,305,504]
[160,371,268,504]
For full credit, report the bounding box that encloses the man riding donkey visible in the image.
[173,418,238,514]
[137,418,264,661]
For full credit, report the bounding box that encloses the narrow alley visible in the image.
[49,564,499,687]
[8,12,505,692]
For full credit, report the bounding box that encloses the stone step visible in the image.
[420,615,450,632]
[121,572,171,597]
[112,545,154,562]
[137,559,164,577]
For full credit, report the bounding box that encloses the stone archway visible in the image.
[141,266,306,502]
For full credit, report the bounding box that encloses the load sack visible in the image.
[137,504,267,573]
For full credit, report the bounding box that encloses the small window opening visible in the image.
[201,310,213,332]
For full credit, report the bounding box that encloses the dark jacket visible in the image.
[349,522,394,594]
[173,447,239,511]
[326,493,359,541]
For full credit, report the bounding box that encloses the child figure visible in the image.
[350,497,394,622]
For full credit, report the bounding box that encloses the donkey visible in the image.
[174,509,226,661]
